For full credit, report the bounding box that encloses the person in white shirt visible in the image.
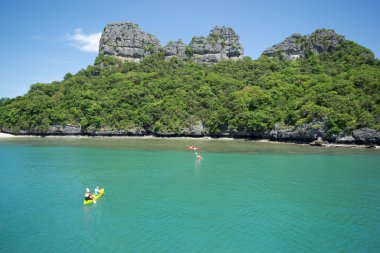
[94,186,100,196]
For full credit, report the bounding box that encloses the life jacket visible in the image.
[85,192,92,200]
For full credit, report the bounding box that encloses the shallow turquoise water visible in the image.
[0,138,379,252]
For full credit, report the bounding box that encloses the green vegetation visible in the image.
[0,40,379,136]
[208,32,220,43]
[144,44,155,54]
[185,46,193,57]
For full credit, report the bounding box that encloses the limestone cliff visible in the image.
[163,40,187,60]
[99,22,244,63]
[189,26,244,63]
[99,22,161,62]
[262,33,303,60]
[262,29,345,60]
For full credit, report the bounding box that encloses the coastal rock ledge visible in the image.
[2,125,379,146]
[99,22,244,63]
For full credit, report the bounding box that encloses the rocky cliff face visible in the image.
[4,123,379,145]
[189,26,244,63]
[262,29,344,60]
[262,33,303,60]
[99,22,161,62]
[99,22,244,63]
[163,40,187,60]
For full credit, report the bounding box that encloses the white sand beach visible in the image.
[0,132,17,138]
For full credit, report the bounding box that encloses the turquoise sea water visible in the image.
[0,137,379,252]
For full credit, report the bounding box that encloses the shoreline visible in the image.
[0,132,23,138]
[0,132,378,149]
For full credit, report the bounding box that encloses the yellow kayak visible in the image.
[83,188,105,205]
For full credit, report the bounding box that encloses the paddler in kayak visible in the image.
[94,186,100,196]
[84,188,93,201]
[195,152,202,160]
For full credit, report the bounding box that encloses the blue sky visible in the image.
[0,0,379,98]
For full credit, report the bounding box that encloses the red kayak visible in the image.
[185,146,199,150]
